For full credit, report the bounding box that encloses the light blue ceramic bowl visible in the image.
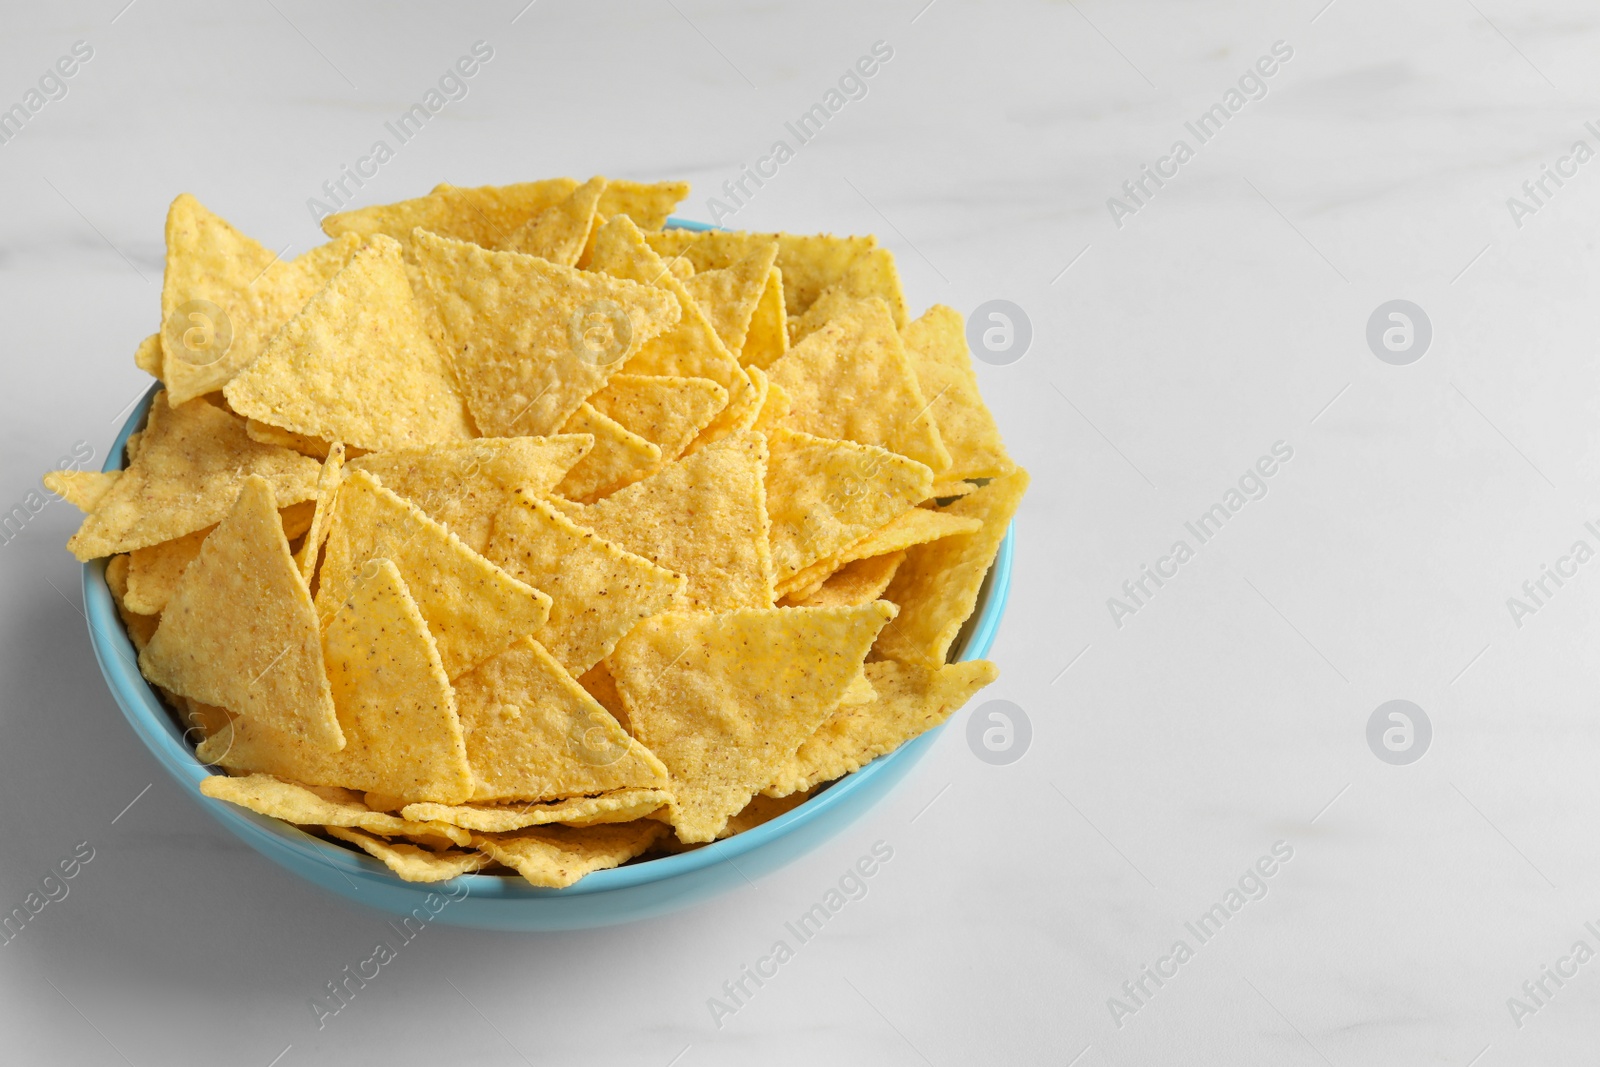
[83,221,1014,930]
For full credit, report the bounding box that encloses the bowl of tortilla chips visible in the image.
[64,179,1026,930]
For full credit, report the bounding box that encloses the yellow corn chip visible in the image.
[134,333,163,378]
[200,774,471,846]
[161,195,361,404]
[609,601,895,841]
[587,216,753,439]
[597,179,690,230]
[43,470,120,512]
[875,468,1028,666]
[927,480,977,500]
[498,176,605,266]
[902,305,1015,481]
[783,550,905,608]
[766,659,998,797]
[105,554,160,653]
[682,243,778,359]
[315,470,550,679]
[124,502,314,615]
[449,636,668,803]
[325,826,490,882]
[720,790,810,838]
[245,418,337,460]
[555,430,772,611]
[411,228,680,437]
[485,493,682,676]
[350,436,592,553]
[553,404,661,503]
[664,255,693,282]
[139,476,344,751]
[67,393,320,560]
[587,374,730,464]
[322,178,579,249]
[751,374,792,436]
[403,788,669,832]
[788,283,864,345]
[765,426,931,585]
[740,265,789,370]
[778,507,983,600]
[767,296,949,473]
[293,442,345,584]
[224,236,473,451]
[470,820,667,888]
[646,230,907,327]
[577,661,628,730]
[722,365,767,438]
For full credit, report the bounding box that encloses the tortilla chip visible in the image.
[767,297,949,473]
[720,790,810,838]
[200,774,471,845]
[586,216,753,439]
[485,493,682,676]
[403,787,669,832]
[322,178,579,249]
[124,502,314,615]
[783,550,905,608]
[722,365,767,437]
[609,601,895,842]
[766,659,998,797]
[552,404,661,502]
[315,470,551,679]
[293,443,345,584]
[245,418,336,459]
[43,470,120,513]
[66,393,321,560]
[586,374,729,463]
[682,243,778,359]
[134,332,163,378]
[597,179,690,230]
[778,507,983,600]
[765,426,931,585]
[646,230,907,328]
[160,195,362,404]
[324,826,489,882]
[577,661,628,730]
[470,820,666,888]
[411,228,680,437]
[106,554,160,652]
[741,265,789,370]
[751,374,793,436]
[902,305,1015,481]
[350,436,592,553]
[139,476,344,750]
[875,468,1029,666]
[498,176,605,266]
[554,431,772,611]
[927,480,977,501]
[449,636,668,803]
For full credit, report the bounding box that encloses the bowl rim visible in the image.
[85,221,1014,899]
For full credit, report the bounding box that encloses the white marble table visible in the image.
[3,1,1598,1063]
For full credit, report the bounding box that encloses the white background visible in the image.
[2,1,1598,1064]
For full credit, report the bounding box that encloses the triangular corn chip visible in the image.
[767,296,949,473]
[499,176,605,265]
[315,470,551,678]
[134,332,163,378]
[741,265,789,370]
[875,468,1029,666]
[411,228,680,437]
[105,555,159,653]
[646,229,907,327]
[554,431,772,611]
[245,418,336,459]
[448,637,669,803]
[587,374,729,463]
[67,392,320,560]
[124,502,314,615]
[752,374,792,434]
[596,179,690,230]
[160,194,362,404]
[486,493,682,675]
[587,215,753,440]
[553,404,661,502]
[682,243,778,359]
[766,659,998,797]
[720,790,809,839]
[765,426,932,584]
[43,469,120,512]
[469,820,667,887]
[927,479,977,500]
[139,476,344,751]
[322,178,579,249]
[902,305,1015,481]
[224,235,473,450]
[777,507,983,600]
[349,436,592,553]
[200,774,470,845]
[609,601,895,842]
[294,442,346,584]
[782,550,905,608]
[325,826,489,882]
[402,788,670,832]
